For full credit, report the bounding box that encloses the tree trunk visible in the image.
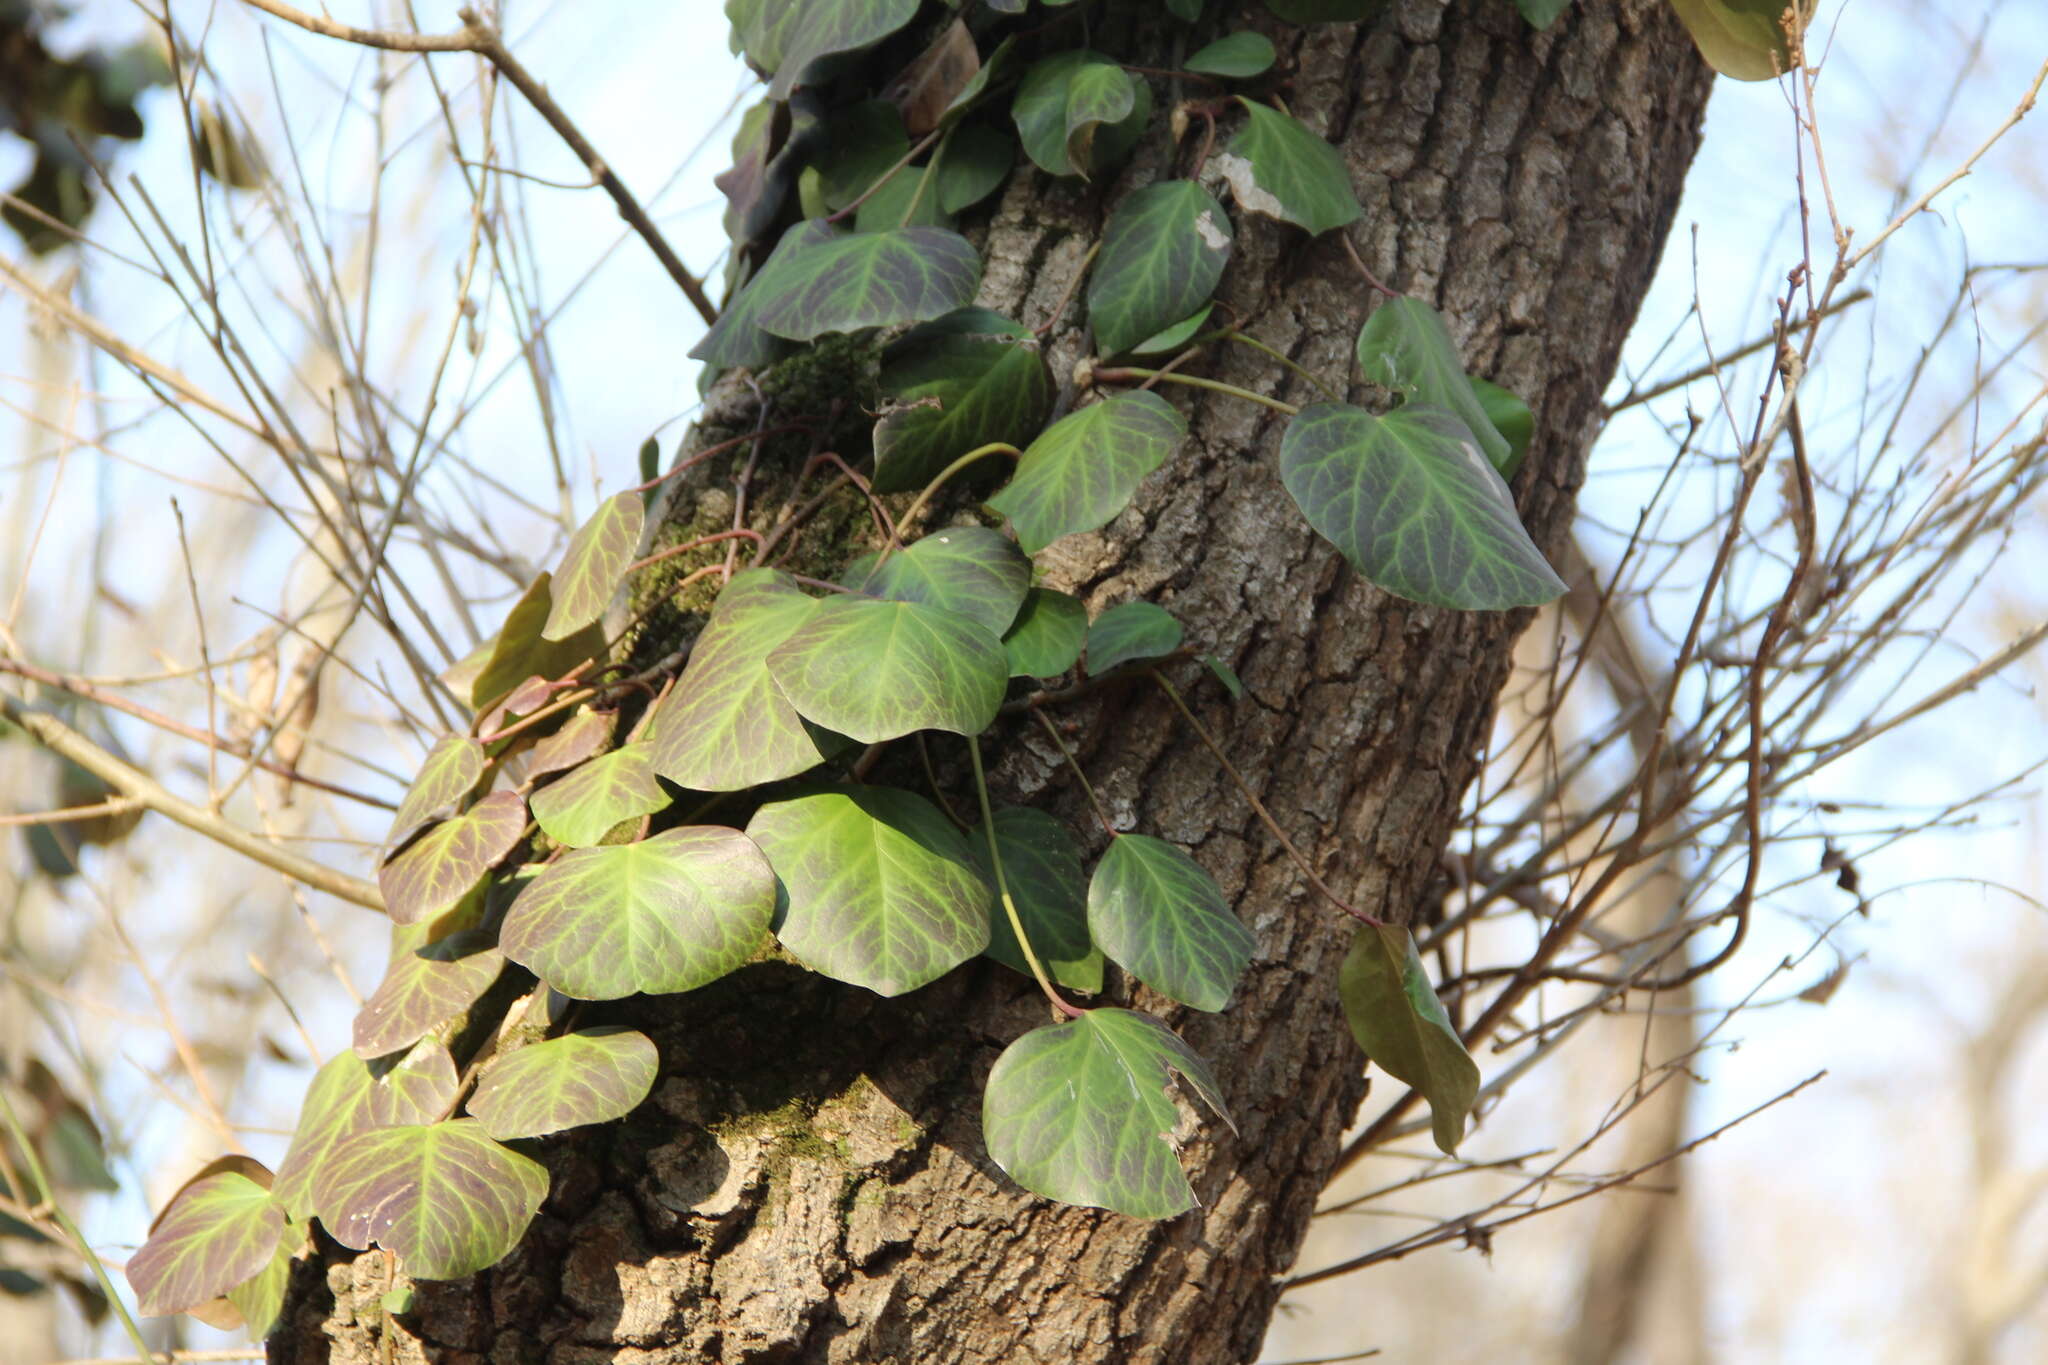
[273,2,1711,1360]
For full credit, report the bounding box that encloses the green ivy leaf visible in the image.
[1470,376,1533,478]
[466,573,608,712]
[871,308,1053,495]
[769,596,1007,743]
[987,391,1186,554]
[499,827,778,1001]
[468,1027,659,1141]
[1184,32,1277,77]
[543,493,643,641]
[1204,654,1245,698]
[312,1120,547,1282]
[271,1052,380,1219]
[1085,602,1183,674]
[969,807,1100,993]
[1061,60,1138,178]
[386,733,485,851]
[853,167,954,231]
[1263,0,1387,19]
[127,1169,286,1319]
[1127,303,1214,357]
[1339,923,1480,1154]
[846,526,1032,637]
[1088,180,1234,357]
[527,707,615,780]
[936,123,1014,211]
[377,791,528,928]
[1670,0,1808,81]
[815,100,909,210]
[1012,52,1151,178]
[752,226,982,343]
[748,787,992,996]
[351,929,504,1061]
[1166,0,1203,19]
[642,569,830,792]
[1278,402,1566,609]
[1087,833,1253,1011]
[690,220,837,368]
[529,747,671,849]
[375,1040,461,1125]
[225,1235,294,1339]
[1354,295,1511,471]
[1515,0,1573,27]
[1218,98,1362,236]
[1001,587,1088,678]
[727,0,922,100]
[982,1008,1230,1218]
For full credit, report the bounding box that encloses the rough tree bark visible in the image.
[273,2,1712,1360]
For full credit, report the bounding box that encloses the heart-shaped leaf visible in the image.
[352,929,504,1060]
[871,308,1052,494]
[469,1027,659,1141]
[727,0,921,99]
[1354,295,1511,471]
[1185,32,1277,78]
[1085,602,1183,674]
[1217,97,1362,235]
[226,1236,294,1338]
[1278,401,1566,609]
[386,734,485,851]
[1087,833,1253,1011]
[769,596,1008,743]
[311,1119,548,1281]
[500,826,778,1001]
[1088,180,1233,357]
[378,791,528,927]
[982,1008,1230,1218]
[847,526,1032,636]
[987,391,1186,554]
[271,1052,381,1219]
[748,787,991,996]
[752,226,982,342]
[969,807,1100,992]
[1670,0,1808,80]
[690,220,838,368]
[543,493,644,641]
[1002,587,1087,677]
[128,1169,286,1318]
[1012,51,1150,178]
[1340,923,1480,1154]
[466,574,608,712]
[526,707,615,780]
[375,1040,461,1125]
[529,746,671,848]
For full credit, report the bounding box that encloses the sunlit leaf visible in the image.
[128,1170,285,1319]
[543,493,644,641]
[311,1120,547,1281]
[1002,588,1087,678]
[1354,295,1510,471]
[642,569,830,791]
[987,391,1186,554]
[225,1235,294,1338]
[1087,833,1253,1010]
[1217,98,1362,235]
[377,791,528,927]
[871,308,1053,495]
[1339,923,1480,1154]
[529,747,671,848]
[1085,602,1183,674]
[748,787,991,996]
[271,1052,380,1219]
[374,1040,461,1126]
[526,707,615,780]
[1670,0,1809,80]
[982,1008,1230,1218]
[1184,32,1276,77]
[387,734,485,851]
[351,929,504,1061]
[467,574,606,713]
[753,226,982,342]
[1088,180,1233,357]
[469,1027,659,1141]
[727,0,922,99]
[1278,402,1566,609]
[769,596,1008,743]
[969,807,1100,993]
[499,826,778,1001]
[846,526,1032,637]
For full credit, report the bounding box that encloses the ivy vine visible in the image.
[126,0,1811,1337]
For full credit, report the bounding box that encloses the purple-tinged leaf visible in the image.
[377,791,528,927]
[469,1027,659,1140]
[311,1120,547,1281]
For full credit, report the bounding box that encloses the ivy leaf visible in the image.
[752,226,982,342]
[1514,0,1573,27]
[377,791,528,928]
[969,807,1100,993]
[726,0,922,100]
[467,574,607,712]
[814,100,909,210]
[351,929,504,1061]
[1086,602,1183,674]
[1012,52,1151,178]
[1128,303,1214,357]
[1470,377,1533,478]
[936,123,1014,211]
[529,747,671,849]
[127,1168,286,1319]
[543,493,643,641]
[689,220,837,368]
[468,1027,659,1141]
[982,1008,1230,1218]
[748,787,992,997]
[987,391,1186,554]
[499,827,778,1001]
[846,526,1032,637]
[1278,402,1566,609]
[1087,834,1253,1011]
[272,1052,381,1219]
[374,1040,461,1125]
[1001,587,1087,678]
[871,308,1053,495]
[854,167,954,231]
[386,734,485,851]
[1218,98,1362,235]
[1354,295,1511,471]
[1088,180,1234,357]
[642,569,829,792]
[225,1236,294,1339]
[1204,654,1245,698]
[1061,60,1137,178]
[1263,0,1387,19]
[527,707,615,781]
[1339,923,1480,1154]
[769,596,1008,743]
[1669,0,1809,81]
[311,1119,548,1281]
[1184,32,1277,78]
